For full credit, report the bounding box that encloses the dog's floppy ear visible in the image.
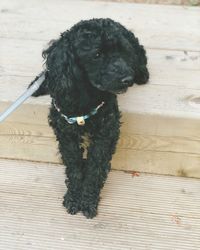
[126,31,149,85]
[40,32,90,106]
[134,42,149,85]
[42,36,72,94]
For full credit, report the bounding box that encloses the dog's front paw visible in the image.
[81,199,99,219]
[82,204,97,219]
[63,192,81,215]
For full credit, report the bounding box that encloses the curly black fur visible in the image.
[29,18,149,218]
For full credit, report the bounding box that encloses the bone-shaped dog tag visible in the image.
[77,116,85,126]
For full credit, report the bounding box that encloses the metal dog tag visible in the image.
[77,116,85,126]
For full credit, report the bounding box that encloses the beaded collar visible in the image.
[53,99,105,126]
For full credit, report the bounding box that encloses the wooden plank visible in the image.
[1,100,200,140]
[96,0,200,5]
[1,112,200,177]
[1,137,200,178]
[119,84,200,119]
[1,42,200,119]
[0,159,200,250]
[2,76,200,124]
[1,38,200,88]
[113,149,200,178]
[1,75,200,177]
[0,0,200,51]
[2,90,200,177]
[2,122,200,155]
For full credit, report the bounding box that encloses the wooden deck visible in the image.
[0,1,200,249]
[0,1,200,248]
[0,0,200,177]
[0,158,200,250]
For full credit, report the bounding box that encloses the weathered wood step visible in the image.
[0,0,200,177]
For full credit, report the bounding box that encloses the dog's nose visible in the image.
[121,76,134,86]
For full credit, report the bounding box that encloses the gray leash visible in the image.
[0,72,45,123]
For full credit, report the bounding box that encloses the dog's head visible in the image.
[42,18,149,97]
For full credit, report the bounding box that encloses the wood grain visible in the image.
[0,159,200,250]
[1,40,200,88]
[0,0,199,51]
[1,121,200,177]
[95,0,200,5]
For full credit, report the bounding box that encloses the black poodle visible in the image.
[29,18,149,218]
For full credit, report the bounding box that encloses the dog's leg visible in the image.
[81,112,120,218]
[54,127,84,215]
